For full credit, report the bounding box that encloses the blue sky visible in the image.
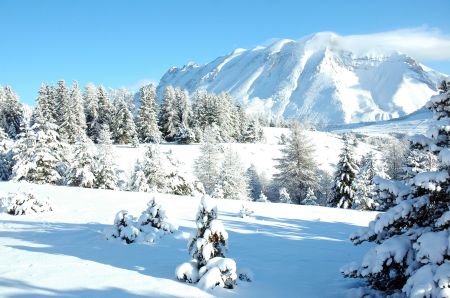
[1,0,449,105]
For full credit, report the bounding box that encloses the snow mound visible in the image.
[0,191,53,215]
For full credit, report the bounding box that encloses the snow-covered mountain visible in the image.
[158,32,447,125]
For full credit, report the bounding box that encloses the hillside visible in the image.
[158,32,446,125]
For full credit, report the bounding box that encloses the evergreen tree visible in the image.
[142,145,166,191]
[188,196,228,267]
[352,152,378,210]
[246,164,262,200]
[60,81,86,143]
[95,124,118,189]
[174,88,195,144]
[66,138,97,188]
[0,127,12,180]
[328,134,359,208]
[342,82,450,297]
[0,86,24,139]
[12,110,66,184]
[129,161,150,192]
[242,118,264,143]
[33,84,55,125]
[159,86,179,141]
[382,138,408,180]
[84,83,100,142]
[302,188,318,205]
[112,93,138,145]
[97,85,113,133]
[136,84,160,143]
[279,187,292,204]
[215,148,249,200]
[273,123,319,204]
[194,126,221,194]
[55,80,70,129]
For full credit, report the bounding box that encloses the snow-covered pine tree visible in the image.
[273,122,319,204]
[159,85,180,141]
[342,82,450,296]
[328,134,359,208]
[66,137,97,188]
[59,81,86,143]
[129,160,150,192]
[12,108,66,184]
[188,195,226,266]
[194,126,221,195]
[136,84,160,143]
[95,124,118,190]
[55,80,70,129]
[71,81,87,136]
[246,164,262,200]
[382,137,408,180]
[0,86,24,139]
[242,118,264,143]
[97,85,113,134]
[0,127,12,180]
[215,147,249,200]
[142,145,166,191]
[402,144,439,180]
[279,187,292,204]
[112,93,138,145]
[302,188,318,205]
[256,191,268,202]
[84,83,100,142]
[174,88,195,144]
[33,84,55,125]
[352,151,378,210]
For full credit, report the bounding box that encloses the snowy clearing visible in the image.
[0,181,377,297]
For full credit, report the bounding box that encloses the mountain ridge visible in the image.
[157,32,447,125]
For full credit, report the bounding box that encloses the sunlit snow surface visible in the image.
[0,182,376,297]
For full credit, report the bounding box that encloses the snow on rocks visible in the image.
[0,190,53,215]
[106,196,177,244]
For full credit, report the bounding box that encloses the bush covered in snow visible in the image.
[239,204,254,218]
[106,197,177,244]
[176,195,238,290]
[0,191,53,215]
[342,82,450,296]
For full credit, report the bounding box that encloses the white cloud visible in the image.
[334,27,450,61]
[123,78,158,91]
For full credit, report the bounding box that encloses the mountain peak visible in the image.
[158,33,447,126]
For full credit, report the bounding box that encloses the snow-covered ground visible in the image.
[0,182,377,297]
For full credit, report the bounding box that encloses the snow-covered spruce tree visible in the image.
[109,210,140,244]
[84,83,100,142]
[174,88,195,144]
[159,85,180,141]
[129,160,150,192]
[12,109,66,185]
[136,84,160,143]
[242,118,264,143]
[352,151,378,210]
[279,187,292,204]
[246,164,262,200]
[302,188,319,205]
[0,86,24,139]
[328,134,359,209]
[164,152,199,196]
[112,94,138,145]
[402,144,439,181]
[55,80,70,130]
[138,197,177,234]
[95,124,118,190]
[273,122,319,204]
[194,126,221,195]
[97,85,113,134]
[176,195,237,289]
[342,83,450,296]
[382,137,408,180]
[59,81,86,143]
[33,84,55,125]
[66,137,97,188]
[142,144,166,191]
[0,127,12,180]
[215,147,249,200]
[255,191,269,202]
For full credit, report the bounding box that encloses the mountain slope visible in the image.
[158,32,446,125]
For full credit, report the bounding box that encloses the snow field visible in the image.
[0,181,377,297]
